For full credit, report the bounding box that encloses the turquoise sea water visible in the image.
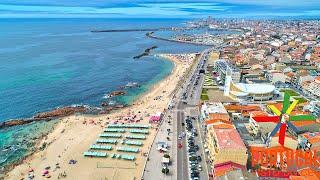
[0,18,215,171]
[0,18,211,121]
[0,18,238,172]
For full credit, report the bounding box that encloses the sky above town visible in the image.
[0,0,320,18]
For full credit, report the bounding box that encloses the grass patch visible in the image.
[280,89,299,96]
[201,94,209,100]
[202,88,208,94]
[293,97,308,104]
[201,88,209,100]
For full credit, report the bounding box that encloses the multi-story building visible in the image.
[214,59,241,85]
[200,101,229,122]
[206,126,248,166]
[306,76,320,98]
[298,132,320,151]
[248,111,268,136]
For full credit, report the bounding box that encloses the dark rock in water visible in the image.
[101,100,117,107]
[101,102,108,107]
[98,110,109,114]
[105,107,114,111]
[0,119,34,128]
[109,90,125,96]
[0,106,88,129]
[133,45,158,59]
[34,106,87,119]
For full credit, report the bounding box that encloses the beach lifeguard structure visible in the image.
[149,112,163,123]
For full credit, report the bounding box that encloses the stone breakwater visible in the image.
[133,46,158,59]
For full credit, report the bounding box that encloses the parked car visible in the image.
[197,156,202,162]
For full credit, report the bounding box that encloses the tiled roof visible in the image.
[301,132,320,144]
[250,111,268,117]
[215,128,246,149]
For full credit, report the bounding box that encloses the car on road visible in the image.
[196,156,202,162]
[190,177,199,180]
[190,160,198,164]
[188,141,194,145]
[190,172,199,178]
[188,149,196,153]
[189,166,197,171]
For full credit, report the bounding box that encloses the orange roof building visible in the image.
[298,132,320,151]
[213,161,246,179]
[224,104,262,117]
[205,119,234,129]
[206,127,248,166]
[201,102,230,121]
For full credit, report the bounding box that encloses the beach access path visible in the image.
[142,108,177,180]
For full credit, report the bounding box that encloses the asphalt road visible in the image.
[176,107,188,180]
[175,48,212,180]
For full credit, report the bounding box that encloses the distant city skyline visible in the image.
[0,0,320,18]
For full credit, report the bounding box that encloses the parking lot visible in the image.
[180,115,207,180]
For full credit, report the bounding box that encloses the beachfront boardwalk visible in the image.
[142,108,177,180]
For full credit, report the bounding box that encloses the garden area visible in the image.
[279,88,308,104]
[200,88,209,101]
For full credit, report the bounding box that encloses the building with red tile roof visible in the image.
[298,132,320,151]
[206,127,248,166]
[213,161,247,179]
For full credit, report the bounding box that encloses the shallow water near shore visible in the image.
[0,120,59,172]
[0,18,232,171]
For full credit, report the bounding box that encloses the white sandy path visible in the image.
[6,54,194,180]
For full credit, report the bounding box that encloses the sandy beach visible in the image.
[5,53,197,180]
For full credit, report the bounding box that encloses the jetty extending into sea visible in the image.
[91,27,189,33]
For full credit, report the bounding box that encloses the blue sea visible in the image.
[0,18,234,171]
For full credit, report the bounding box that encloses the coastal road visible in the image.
[174,48,212,180]
[142,48,210,180]
[176,107,189,180]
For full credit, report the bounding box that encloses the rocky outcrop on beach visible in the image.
[101,102,126,109]
[34,106,87,119]
[0,106,88,129]
[109,90,125,96]
[0,119,34,128]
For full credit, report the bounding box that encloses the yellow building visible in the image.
[206,125,248,166]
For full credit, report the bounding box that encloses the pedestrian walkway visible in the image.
[142,108,177,180]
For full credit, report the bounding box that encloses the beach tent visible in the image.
[149,112,162,122]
